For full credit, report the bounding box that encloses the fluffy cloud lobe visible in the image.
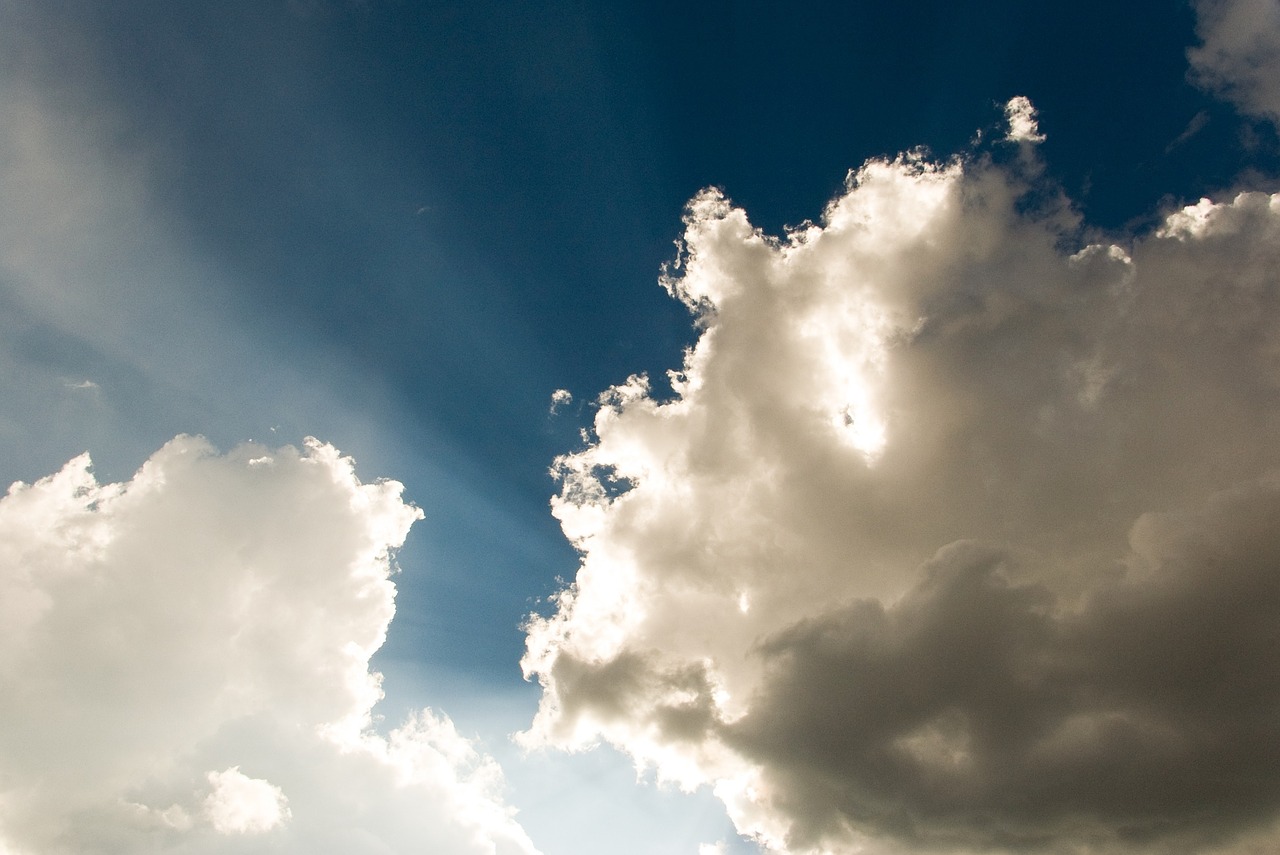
[203,767,290,835]
[523,150,1280,854]
[0,436,538,854]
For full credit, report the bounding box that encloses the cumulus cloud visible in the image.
[0,436,538,854]
[522,148,1280,853]
[1189,0,1280,122]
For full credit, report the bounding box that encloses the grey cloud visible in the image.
[732,479,1280,852]
[1190,0,1280,123]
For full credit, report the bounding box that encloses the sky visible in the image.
[4,0,1280,853]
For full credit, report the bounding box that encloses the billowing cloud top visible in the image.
[0,436,539,854]
[522,149,1280,853]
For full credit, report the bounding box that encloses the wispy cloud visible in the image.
[549,388,574,414]
[1189,0,1280,124]
[1166,109,1212,151]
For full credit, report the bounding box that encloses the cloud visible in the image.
[1166,109,1212,152]
[0,436,539,854]
[550,388,574,414]
[1189,0,1280,123]
[522,150,1280,853]
[1003,96,1046,144]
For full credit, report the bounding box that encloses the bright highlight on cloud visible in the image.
[0,436,538,855]
[523,142,1280,853]
[203,767,290,835]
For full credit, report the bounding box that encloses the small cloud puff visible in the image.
[550,388,573,414]
[1003,95,1046,143]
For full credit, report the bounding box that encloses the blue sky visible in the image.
[5,1,1280,853]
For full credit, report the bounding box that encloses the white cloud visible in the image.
[522,150,1280,853]
[1003,95,1046,143]
[0,436,539,854]
[550,388,574,413]
[1189,0,1280,122]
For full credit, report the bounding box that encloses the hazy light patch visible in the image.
[0,19,420,503]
